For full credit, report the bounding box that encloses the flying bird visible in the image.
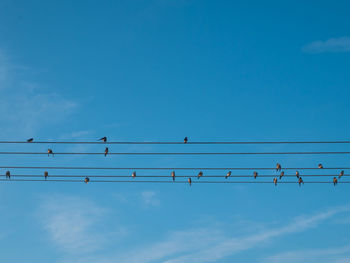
[225,171,231,179]
[279,171,284,180]
[273,177,278,186]
[84,177,90,184]
[99,137,107,142]
[254,171,258,179]
[339,170,344,179]
[298,177,304,186]
[27,138,33,142]
[132,171,136,179]
[188,177,192,186]
[5,171,10,179]
[184,137,188,143]
[44,171,48,180]
[47,149,53,157]
[296,171,300,178]
[104,147,109,157]
[333,177,338,186]
[171,171,175,181]
[197,171,203,179]
[318,164,323,169]
[276,163,281,172]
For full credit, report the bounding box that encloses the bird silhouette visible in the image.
[276,163,282,172]
[44,171,48,180]
[279,171,284,180]
[84,177,90,184]
[104,147,109,157]
[99,137,107,142]
[254,171,258,179]
[171,171,175,181]
[318,164,323,169]
[333,177,338,186]
[184,137,188,143]
[188,177,192,186]
[225,171,231,179]
[27,138,33,142]
[5,171,10,179]
[339,170,344,179]
[47,149,53,157]
[197,171,203,179]
[132,171,136,179]
[273,177,278,186]
[296,171,300,178]
[298,177,304,186]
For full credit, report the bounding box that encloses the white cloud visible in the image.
[302,37,350,53]
[141,191,160,207]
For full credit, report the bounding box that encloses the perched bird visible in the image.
[99,137,107,142]
[296,171,300,178]
[279,171,284,180]
[197,171,203,179]
[273,177,278,186]
[298,177,304,186]
[84,177,90,184]
[225,171,231,179]
[333,177,338,186]
[184,137,188,143]
[318,164,323,169]
[47,149,53,157]
[27,138,33,142]
[5,171,10,179]
[188,177,192,186]
[254,171,258,179]
[44,171,48,180]
[132,171,136,179]
[104,147,109,157]
[276,163,282,172]
[339,170,344,179]
[171,171,175,181]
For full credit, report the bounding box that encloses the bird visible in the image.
[333,177,338,186]
[44,171,48,180]
[298,177,304,186]
[27,138,33,142]
[339,170,344,179]
[276,163,282,172]
[279,171,284,180]
[184,137,188,143]
[47,149,53,157]
[132,171,136,179]
[104,147,109,157]
[318,163,323,169]
[171,171,175,181]
[5,171,10,179]
[254,171,258,179]
[225,171,231,179]
[99,137,107,142]
[84,177,90,184]
[197,171,203,179]
[273,177,278,186]
[296,171,300,178]
[188,177,192,186]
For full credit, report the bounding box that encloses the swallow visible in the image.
[104,147,109,157]
[132,171,136,179]
[273,177,278,186]
[339,170,344,179]
[188,177,192,186]
[184,137,188,143]
[318,164,323,169]
[225,171,231,179]
[27,138,33,142]
[47,149,53,157]
[99,137,107,142]
[84,177,90,184]
[254,171,258,179]
[44,171,48,180]
[298,177,304,186]
[333,177,338,186]
[296,171,300,178]
[279,171,284,180]
[5,171,10,179]
[171,171,175,181]
[197,171,203,179]
[276,163,281,172]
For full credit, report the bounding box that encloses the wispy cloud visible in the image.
[302,37,350,53]
[141,191,160,207]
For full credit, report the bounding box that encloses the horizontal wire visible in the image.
[1,140,350,144]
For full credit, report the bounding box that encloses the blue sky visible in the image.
[1,0,350,262]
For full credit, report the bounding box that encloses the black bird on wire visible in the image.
[298,177,304,186]
[188,177,192,186]
[339,170,344,179]
[84,177,90,184]
[47,149,54,157]
[99,137,107,142]
[104,147,109,157]
[184,137,188,143]
[225,171,231,179]
[276,163,282,172]
[254,171,258,179]
[279,171,284,180]
[27,138,33,142]
[296,171,300,178]
[132,171,136,179]
[318,163,323,169]
[5,171,10,179]
[197,171,203,179]
[44,171,48,180]
[333,177,338,186]
[171,171,175,181]
[273,177,278,186]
